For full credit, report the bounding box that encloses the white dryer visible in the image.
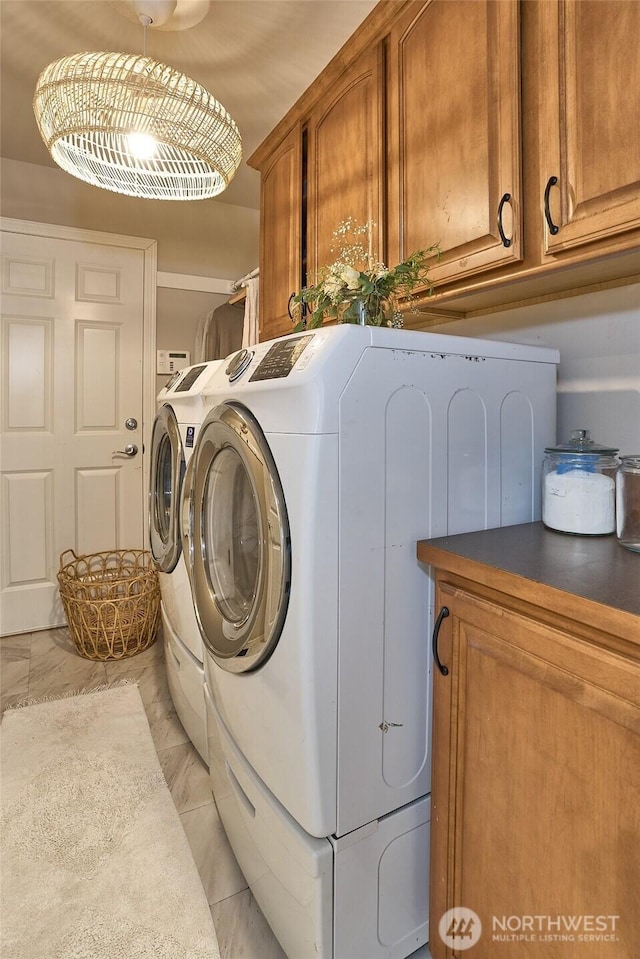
[149,360,222,762]
[183,326,558,958]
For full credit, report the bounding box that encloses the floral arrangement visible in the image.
[291,218,440,330]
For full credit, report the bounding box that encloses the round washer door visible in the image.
[189,402,290,672]
[149,405,184,573]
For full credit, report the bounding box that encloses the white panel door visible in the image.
[1,230,147,634]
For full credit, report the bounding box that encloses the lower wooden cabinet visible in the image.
[428,574,639,958]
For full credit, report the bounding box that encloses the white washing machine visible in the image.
[149,360,223,762]
[182,326,558,958]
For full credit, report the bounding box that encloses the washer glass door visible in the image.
[191,403,290,672]
[204,445,259,625]
[149,405,184,573]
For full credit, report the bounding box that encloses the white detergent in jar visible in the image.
[542,430,619,536]
[543,468,615,534]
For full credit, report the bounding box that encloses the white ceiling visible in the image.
[0,0,378,210]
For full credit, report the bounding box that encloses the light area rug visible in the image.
[1,684,220,959]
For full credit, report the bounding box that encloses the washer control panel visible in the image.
[249,335,313,382]
[173,364,209,392]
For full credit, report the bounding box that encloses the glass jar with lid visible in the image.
[542,429,619,535]
[616,455,640,552]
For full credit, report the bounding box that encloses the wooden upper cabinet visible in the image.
[257,125,302,341]
[305,44,385,284]
[537,0,640,258]
[251,0,639,325]
[253,45,385,341]
[387,0,522,293]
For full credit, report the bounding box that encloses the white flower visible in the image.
[323,275,343,298]
[341,265,361,289]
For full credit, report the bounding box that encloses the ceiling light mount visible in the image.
[131,1,177,27]
[111,0,210,32]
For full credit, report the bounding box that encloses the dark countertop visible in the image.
[417,522,640,621]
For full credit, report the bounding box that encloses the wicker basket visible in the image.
[57,549,161,661]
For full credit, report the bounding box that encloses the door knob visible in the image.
[112,444,138,456]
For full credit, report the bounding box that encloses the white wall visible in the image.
[155,287,231,396]
[0,158,259,277]
[1,157,259,371]
[427,283,640,456]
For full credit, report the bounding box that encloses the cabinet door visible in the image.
[430,582,640,959]
[305,44,385,285]
[538,0,640,257]
[387,0,522,293]
[258,125,302,341]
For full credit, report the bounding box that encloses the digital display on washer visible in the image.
[174,364,208,391]
[249,336,312,381]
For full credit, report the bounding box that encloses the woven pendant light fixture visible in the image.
[33,42,242,201]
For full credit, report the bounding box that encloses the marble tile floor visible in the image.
[1,627,432,959]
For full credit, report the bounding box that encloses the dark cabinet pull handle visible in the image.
[544,176,560,235]
[497,192,512,248]
[288,293,307,324]
[432,606,450,676]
